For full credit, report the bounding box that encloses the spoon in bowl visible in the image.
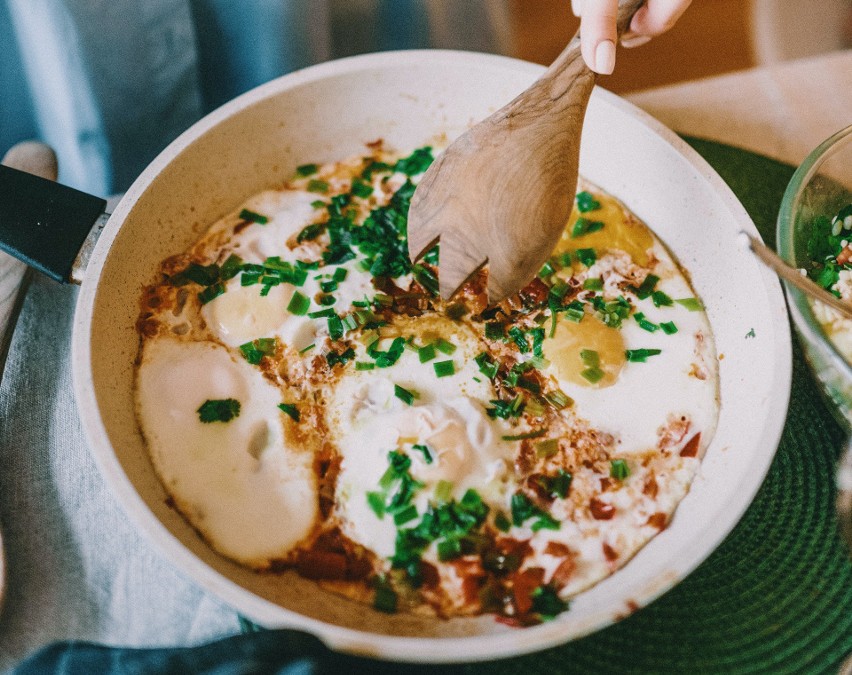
[408,0,646,304]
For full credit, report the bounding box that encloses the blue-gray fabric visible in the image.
[1,0,507,196]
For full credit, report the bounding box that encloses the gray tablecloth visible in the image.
[0,275,239,670]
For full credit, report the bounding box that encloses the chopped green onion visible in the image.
[675,297,704,311]
[494,511,512,532]
[583,277,604,291]
[625,348,663,363]
[580,349,600,368]
[394,384,418,405]
[581,367,605,384]
[576,191,601,213]
[299,343,316,354]
[475,353,499,380]
[239,209,268,224]
[239,337,277,365]
[219,254,243,281]
[367,492,386,518]
[320,280,338,293]
[287,291,310,316]
[318,294,337,306]
[576,248,597,267]
[326,347,355,368]
[634,312,659,333]
[373,577,397,613]
[198,282,225,305]
[197,398,240,423]
[433,360,455,378]
[660,321,679,335]
[545,389,573,409]
[297,223,323,243]
[412,444,433,464]
[327,314,344,340]
[572,218,604,238]
[393,505,418,526]
[633,274,660,300]
[435,480,453,503]
[307,179,329,194]
[418,344,437,363]
[341,314,358,332]
[485,321,505,340]
[277,403,300,422]
[310,199,326,209]
[539,260,556,278]
[332,267,348,282]
[531,585,569,618]
[651,290,674,307]
[350,179,374,198]
[296,163,319,177]
[501,429,547,442]
[610,459,630,480]
[355,361,376,371]
[437,538,462,562]
[434,339,457,355]
[535,439,560,458]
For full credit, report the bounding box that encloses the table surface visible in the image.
[1,50,851,671]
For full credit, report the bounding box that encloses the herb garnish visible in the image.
[277,403,300,422]
[625,348,662,363]
[576,191,601,213]
[197,399,240,423]
[239,337,277,365]
[239,209,269,224]
[572,218,604,238]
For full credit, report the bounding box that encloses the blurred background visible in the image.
[1,0,850,196]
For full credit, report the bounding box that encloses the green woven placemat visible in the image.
[244,140,852,674]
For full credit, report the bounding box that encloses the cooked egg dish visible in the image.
[134,144,719,624]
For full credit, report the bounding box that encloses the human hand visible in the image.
[571,0,692,75]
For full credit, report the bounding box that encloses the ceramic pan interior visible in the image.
[72,51,792,663]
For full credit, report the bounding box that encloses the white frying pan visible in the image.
[0,51,792,663]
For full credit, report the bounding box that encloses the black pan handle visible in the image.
[0,164,107,283]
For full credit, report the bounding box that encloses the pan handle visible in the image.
[0,159,107,284]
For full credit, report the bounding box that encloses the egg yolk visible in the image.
[556,192,654,267]
[543,314,626,388]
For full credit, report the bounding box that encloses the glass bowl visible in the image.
[777,124,852,431]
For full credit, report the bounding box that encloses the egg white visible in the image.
[135,337,317,567]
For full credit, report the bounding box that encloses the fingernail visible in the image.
[570,0,583,16]
[622,35,651,49]
[594,40,615,75]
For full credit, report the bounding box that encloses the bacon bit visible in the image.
[495,615,526,628]
[462,575,486,605]
[658,415,690,451]
[680,432,702,458]
[512,567,545,616]
[295,551,347,580]
[646,512,668,530]
[519,277,550,308]
[599,477,613,492]
[514,443,537,475]
[137,318,159,338]
[590,497,615,520]
[545,541,572,557]
[837,245,852,265]
[602,542,618,563]
[419,562,440,590]
[643,475,659,499]
[496,537,533,559]
[551,557,576,588]
[627,599,640,614]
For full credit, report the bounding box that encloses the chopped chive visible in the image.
[675,297,704,311]
[239,209,268,224]
[494,511,512,532]
[373,577,397,613]
[308,307,335,319]
[393,504,418,526]
[572,218,604,238]
[610,459,630,480]
[580,349,600,368]
[198,282,226,305]
[661,321,679,335]
[307,179,329,194]
[296,163,319,177]
[418,344,437,363]
[634,312,659,333]
[435,480,453,503]
[287,291,310,316]
[437,538,462,562]
[297,223,323,243]
[501,429,547,442]
[367,492,385,518]
[332,267,348,282]
[536,438,560,457]
[350,179,374,198]
[318,294,337,307]
[320,280,338,293]
[277,403,300,422]
[539,260,556,278]
[583,278,604,291]
[327,314,344,340]
[576,191,601,213]
[625,348,662,363]
[310,199,326,209]
[341,314,358,332]
[581,367,605,384]
[475,353,499,379]
[485,321,505,340]
[197,398,240,423]
[239,338,277,365]
[651,290,674,307]
[545,389,573,409]
[219,254,243,281]
[433,360,455,378]
[576,248,597,267]
[633,274,660,300]
[394,384,418,405]
[355,361,375,371]
[434,339,457,355]
[412,444,433,465]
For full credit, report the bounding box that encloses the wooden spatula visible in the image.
[408,0,646,304]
